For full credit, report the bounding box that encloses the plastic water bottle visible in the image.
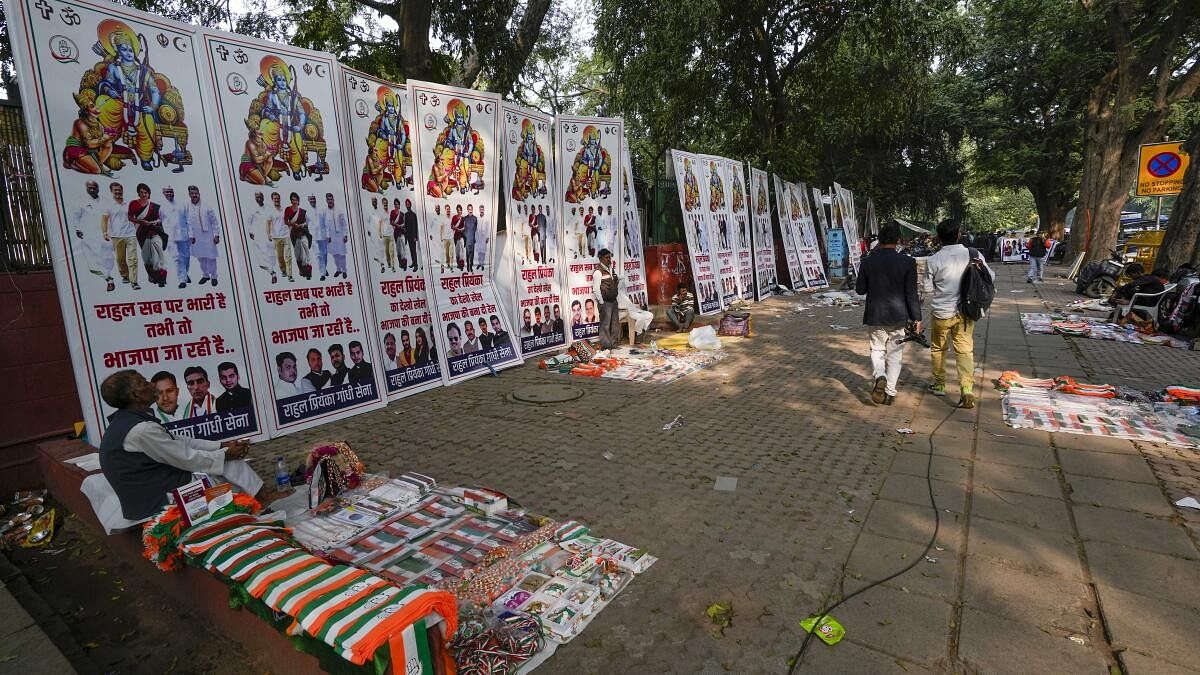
[275,457,291,490]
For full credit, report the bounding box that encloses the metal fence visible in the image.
[0,143,52,271]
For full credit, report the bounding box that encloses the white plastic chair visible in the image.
[1113,282,1176,329]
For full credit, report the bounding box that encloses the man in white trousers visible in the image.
[854,222,922,405]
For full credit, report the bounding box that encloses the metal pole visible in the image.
[1154,195,1163,230]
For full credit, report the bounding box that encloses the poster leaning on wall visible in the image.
[408,80,522,384]
[501,101,567,357]
[698,154,740,307]
[671,149,722,314]
[338,67,442,398]
[725,159,755,301]
[793,182,829,289]
[7,0,267,443]
[200,29,385,435]
[749,167,778,300]
[619,140,649,310]
[773,175,806,291]
[555,115,625,340]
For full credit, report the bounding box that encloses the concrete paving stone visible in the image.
[1051,432,1140,455]
[863,498,962,547]
[889,450,971,485]
[971,487,1074,534]
[0,625,76,674]
[0,584,35,636]
[973,437,1056,469]
[828,583,953,666]
[844,532,958,601]
[877,473,967,515]
[961,555,1094,634]
[1057,447,1159,484]
[1073,505,1199,558]
[967,516,1083,579]
[1097,584,1200,672]
[1123,652,1200,675]
[983,424,1053,448]
[1065,475,1174,515]
[793,636,930,674]
[957,607,1111,674]
[1085,541,1200,607]
[972,461,1063,499]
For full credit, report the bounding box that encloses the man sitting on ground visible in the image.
[98,369,268,521]
[667,284,696,331]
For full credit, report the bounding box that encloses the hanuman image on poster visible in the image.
[565,125,612,203]
[360,86,413,194]
[239,56,330,185]
[63,19,192,176]
[425,98,486,198]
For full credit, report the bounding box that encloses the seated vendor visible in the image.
[1109,265,1169,328]
[667,284,695,331]
[98,369,266,521]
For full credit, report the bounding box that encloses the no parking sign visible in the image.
[1137,141,1189,196]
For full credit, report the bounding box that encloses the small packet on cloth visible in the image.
[799,614,845,645]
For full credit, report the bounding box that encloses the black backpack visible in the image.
[960,248,994,321]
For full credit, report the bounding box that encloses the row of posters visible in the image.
[834,182,862,274]
[8,0,646,444]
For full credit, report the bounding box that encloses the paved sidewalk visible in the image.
[240,259,1200,673]
[0,555,79,674]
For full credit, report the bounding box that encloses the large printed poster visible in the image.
[725,159,754,301]
[620,141,648,309]
[555,115,625,340]
[700,154,740,307]
[8,0,265,442]
[202,31,384,434]
[408,80,522,383]
[501,102,566,357]
[793,182,829,289]
[749,167,778,299]
[772,175,805,291]
[671,149,722,314]
[339,68,442,397]
[834,182,861,274]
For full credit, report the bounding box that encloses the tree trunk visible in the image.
[396,0,435,83]
[1154,133,1200,271]
[1031,184,1070,240]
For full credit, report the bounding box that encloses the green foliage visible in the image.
[963,185,1037,232]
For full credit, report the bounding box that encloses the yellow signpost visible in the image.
[1136,141,1189,197]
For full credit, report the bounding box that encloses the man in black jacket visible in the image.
[855,222,922,405]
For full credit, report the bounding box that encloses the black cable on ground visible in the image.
[786,404,958,674]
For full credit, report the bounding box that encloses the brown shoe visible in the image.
[871,377,887,404]
[958,393,976,409]
[883,394,895,405]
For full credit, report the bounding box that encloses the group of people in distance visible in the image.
[69,181,221,292]
[445,314,512,357]
[274,341,373,400]
[149,362,252,422]
[246,191,350,283]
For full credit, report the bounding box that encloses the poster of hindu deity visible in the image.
[671,150,722,314]
[339,67,442,398]
[772,175,805,291]
[407,80,522,383]
[834,182,862,274]
[620,140,648,310]
[501,102,567,357]
[200,30,384,434]
[793,181,829,289]
[555,115,625,340]
[724,159,755,301]
[6,0,266,443]
[698,154,740,307]
[748,167,778,300]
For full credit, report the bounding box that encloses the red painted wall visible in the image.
[0,271,81,490]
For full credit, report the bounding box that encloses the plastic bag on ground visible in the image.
[688,325,724,350]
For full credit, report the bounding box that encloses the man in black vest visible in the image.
[98,369,259,521]
[855,222,922,405]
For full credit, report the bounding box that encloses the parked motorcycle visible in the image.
[1075,249,1135,298]
[1158,264,1200,336]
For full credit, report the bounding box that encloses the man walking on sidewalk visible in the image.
[856,223,922,405]
[925,219,994,409]
[1026,231,1048,283]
